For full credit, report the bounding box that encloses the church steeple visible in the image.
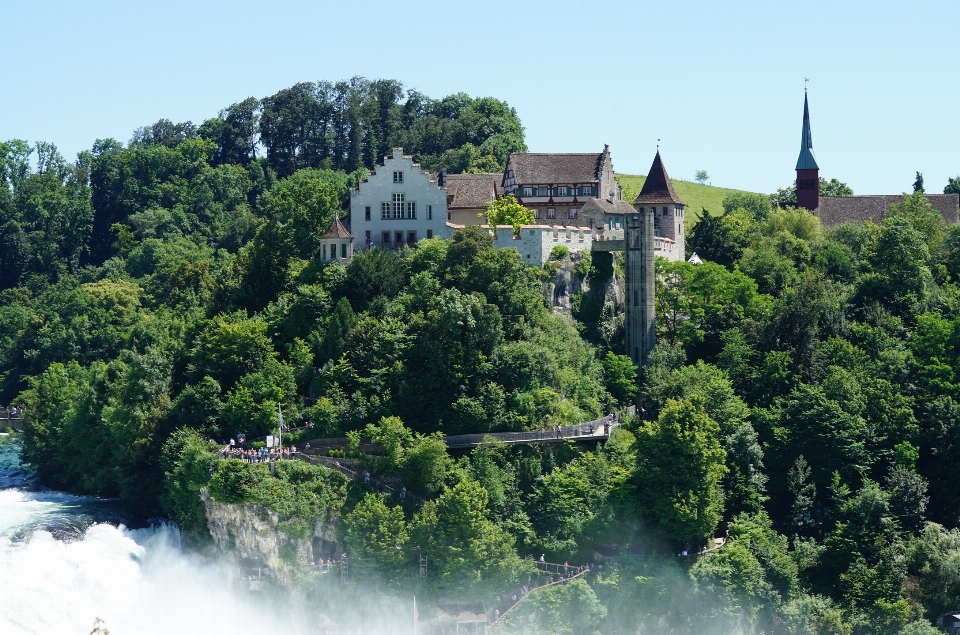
[796,92,818,170]
[795,91,820,210]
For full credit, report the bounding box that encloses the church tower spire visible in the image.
[796,91,820,210]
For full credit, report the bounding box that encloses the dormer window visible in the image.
[522,187,533,197]
[393,171,403,183]
[558,186,568,196]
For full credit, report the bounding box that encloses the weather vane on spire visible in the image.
[657,138,660,151]
[805,77,809,90]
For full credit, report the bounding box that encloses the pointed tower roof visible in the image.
[633,151,685,206]
[320,216,353,239]
[796,92,819,170]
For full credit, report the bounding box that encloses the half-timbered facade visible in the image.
[501,145,622,226]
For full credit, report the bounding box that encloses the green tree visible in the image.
[481,194,534,237]
[260,168,343,257]
[944,175,960,195]
[344,493,410,580]
[410,479,528,599]
[633,397,727,545]
[695,170,709,184]
[601,352,638,405]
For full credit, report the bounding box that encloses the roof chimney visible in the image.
[438,168,446,187]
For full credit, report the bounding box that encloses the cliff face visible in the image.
[546,254,622,313]
[200,487,339,573]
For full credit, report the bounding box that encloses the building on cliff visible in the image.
[500,146,622,225]
[792,91,960,227]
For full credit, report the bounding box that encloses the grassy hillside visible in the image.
[616,174,758,229]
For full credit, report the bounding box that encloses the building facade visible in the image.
[501,145,622,226]
[442,172,502,226]
[348,149,451,250]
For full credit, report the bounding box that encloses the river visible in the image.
[0,436,316,635]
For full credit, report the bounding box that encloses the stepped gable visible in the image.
[817,194,960,228]
[320,216,353,239]
[508,152,604,184]
[633,151,685,206]
[444,172,502,209]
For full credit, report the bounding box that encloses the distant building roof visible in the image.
[796,92,819,170]
[817,194,960,228]
[578,197,635,216]
[634,152,685,206]
[444,173,502,209]
[507,152,604,184]
[319,216,353,239]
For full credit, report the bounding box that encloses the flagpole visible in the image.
[278,403,283,450]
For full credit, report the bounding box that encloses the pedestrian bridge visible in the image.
[297,406,634,453]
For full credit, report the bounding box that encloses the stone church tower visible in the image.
[796,92,820,211]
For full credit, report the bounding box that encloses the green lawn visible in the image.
[616,174,758,229]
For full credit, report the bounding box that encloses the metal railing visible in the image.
[487,561,591,631]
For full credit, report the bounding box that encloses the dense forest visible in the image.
[6,80,960,633]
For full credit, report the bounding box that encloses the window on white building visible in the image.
[522,187,533,197]
[547,208,555,219]
[393,171,403,183]
[382,231,391,246]
[427,229,433,239]
[322,244,327,260]
[406,201,416,219]
[341,243,347,259]
[381,202,390,219]
[558,186,568,196]
[393,193,404,219]
[365,230,371,247]
[568,208,578,219]
[407,231,416,245]
[538,187,548,196]
[532,209,539,219]
[365,206,371,221]
[427,205,432,220]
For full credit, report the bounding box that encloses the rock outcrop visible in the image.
[200,487,339,574]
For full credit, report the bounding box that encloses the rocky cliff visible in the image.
[200,487,340,574]
[546,253,622,313]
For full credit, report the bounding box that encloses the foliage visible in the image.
[481,194,534,237]
[633,397,727,545]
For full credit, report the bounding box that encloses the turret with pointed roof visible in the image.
[796,92,820,210]
[319,216,354,263]
[633,151,686,260]
[634,151,685,207]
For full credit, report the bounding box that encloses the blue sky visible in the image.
[1,0,957,196]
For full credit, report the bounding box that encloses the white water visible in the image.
[0,441,315,635]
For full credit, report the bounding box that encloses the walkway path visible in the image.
[298,406,634,454]
[486,561,591,632]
